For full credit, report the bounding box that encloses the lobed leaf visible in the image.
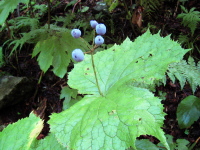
[62,29,191,149]
[49,86,169,149]
[32,29,89,78]
[68,30,189,96]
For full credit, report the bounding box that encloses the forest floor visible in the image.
[0,0,200,149]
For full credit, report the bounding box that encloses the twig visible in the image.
[173,0,180,18]
[72,0,81,14]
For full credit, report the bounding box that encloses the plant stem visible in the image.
[32,71,43,100]
[91,49,103,96]
[5,20,12,39]
[47,0,51,29]
[72,0,81,14]
[17,3,20,17]
[189,137,200,150]
[80,37,92,51]
[38,71,44,84]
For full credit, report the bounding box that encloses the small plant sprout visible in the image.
[95,23,106,35]
[72,49,84,62]
[71,29,81,38]
[90,20,98,28]
[95,35,104,46]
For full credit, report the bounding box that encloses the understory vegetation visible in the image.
[0,0,200,149]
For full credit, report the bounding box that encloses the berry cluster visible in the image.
[71,20,106,62]
[91,20,106,45]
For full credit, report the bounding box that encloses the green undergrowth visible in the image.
[8,24,90,78]
[1,30,200,150]
[177,5,200,36]
[177,5,200,53]
[0,0,29,25]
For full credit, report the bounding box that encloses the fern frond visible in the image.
[8,27,49,56]
[104,0,119,12]
[177,6,200,35]
[167,57,200,93]
[177,33,194,49]
[8,24,76,56]
[178,33,189,44]
[139,0,164,21]
[0,0,30,25]
[15,17,39,31]
[64,14,76,28]
[33,4,47,17]
[198,61,200,70]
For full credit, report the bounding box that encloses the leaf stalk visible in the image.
[91,47,103,96]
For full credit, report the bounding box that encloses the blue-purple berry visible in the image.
[95,35,104,46]
[71,29,81,38]
[95,23,106,35]
[90,20,98,28]
[72,49,84,62]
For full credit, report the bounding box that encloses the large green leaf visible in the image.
[68,30,189,96]
[0,113,43,150]
[49,86,169,149]
[32,29,89,78]
[48,30,189,149]
[0,0,29,25]
[177,95,200,129]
